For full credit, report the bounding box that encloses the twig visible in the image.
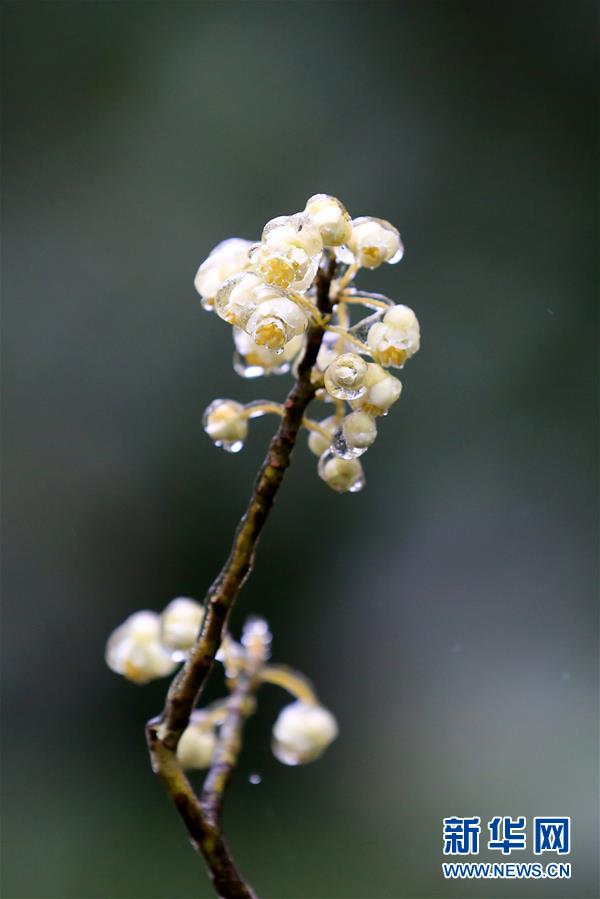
[146,256,336,897]
[201,668,257,828]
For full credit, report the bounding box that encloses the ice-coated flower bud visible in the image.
[324,352,368,400]
[245,297,308,352]
[305,194,352,247]
[194,238,253,310]
[307,415,337,457]
[366,303,420,368]
[342,410,377,454]
[203,398,248,452]
[351,363,402,416]
[252,213,323,291]
[105,611,177,685]
[160,597,204,657]
[176,712,217,770]
[215,272,288,329]
[272,700,338,765]
[233,328,303,378]
[348,216,404,269]
[318,451,365,493]
[241,615,272,663]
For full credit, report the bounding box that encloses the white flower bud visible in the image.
[194,238,253,310]
[318,451,365,493]
[160,597,204,656]
[203,399,248,452]
[324,352,368,400]
[307,415,337,457]
[245,297,308,352]
[351,363,402,416]
[105,610,177,685]
[348,216,403,269]
[342,410,377,452]
[216,272,287,329]
[367,304,420,367]
[241,615,272,663]
[176,713,217,770]
[305,194,352,247]
[252,213,323,291]
[272,701,338,765]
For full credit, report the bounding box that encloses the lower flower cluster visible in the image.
[106,603,337,768]
[195,193,421,493]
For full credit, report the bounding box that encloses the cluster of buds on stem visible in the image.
[106,608,337,768]
[195,194,421,493]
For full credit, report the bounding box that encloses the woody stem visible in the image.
[145,256,336,898]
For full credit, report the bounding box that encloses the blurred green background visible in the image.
[2,2,598,897]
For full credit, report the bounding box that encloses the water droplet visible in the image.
[233,351,268,379]
[249,773,262,785]
[220,439,244,454]
[331,427,357,460]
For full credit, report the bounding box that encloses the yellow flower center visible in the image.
[124,661,145,683]
[378,346,407,366]
[254,320,285,349]
[363,246,382,265]
[245,351,269,366]
[361,401,384,417]
[260,258,294,289]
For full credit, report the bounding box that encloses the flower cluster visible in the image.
[195,194,420,492]
[106,608,337,768]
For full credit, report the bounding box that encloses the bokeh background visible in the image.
[2,2,598,898]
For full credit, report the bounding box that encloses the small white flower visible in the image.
[105,611,177,684]
[245,297,308,352]
[307,415,337,457]
[318,451,365,493]
[176,712,217,770]
[305,194,352,247]
[203,399,248,452]
[342,410,377,453]
[215,272,286,329]
[366,304,420,368]
[272,700,338,765]
[241,615,272,663]
[350,363,402,415]
[251,213,323,291]
[324,352,368,400]
[194,238,253,310]
[348,217,403,269]
[160,597,204,656]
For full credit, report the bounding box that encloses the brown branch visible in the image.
[146,256,336,898]
[146,718,257,899]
